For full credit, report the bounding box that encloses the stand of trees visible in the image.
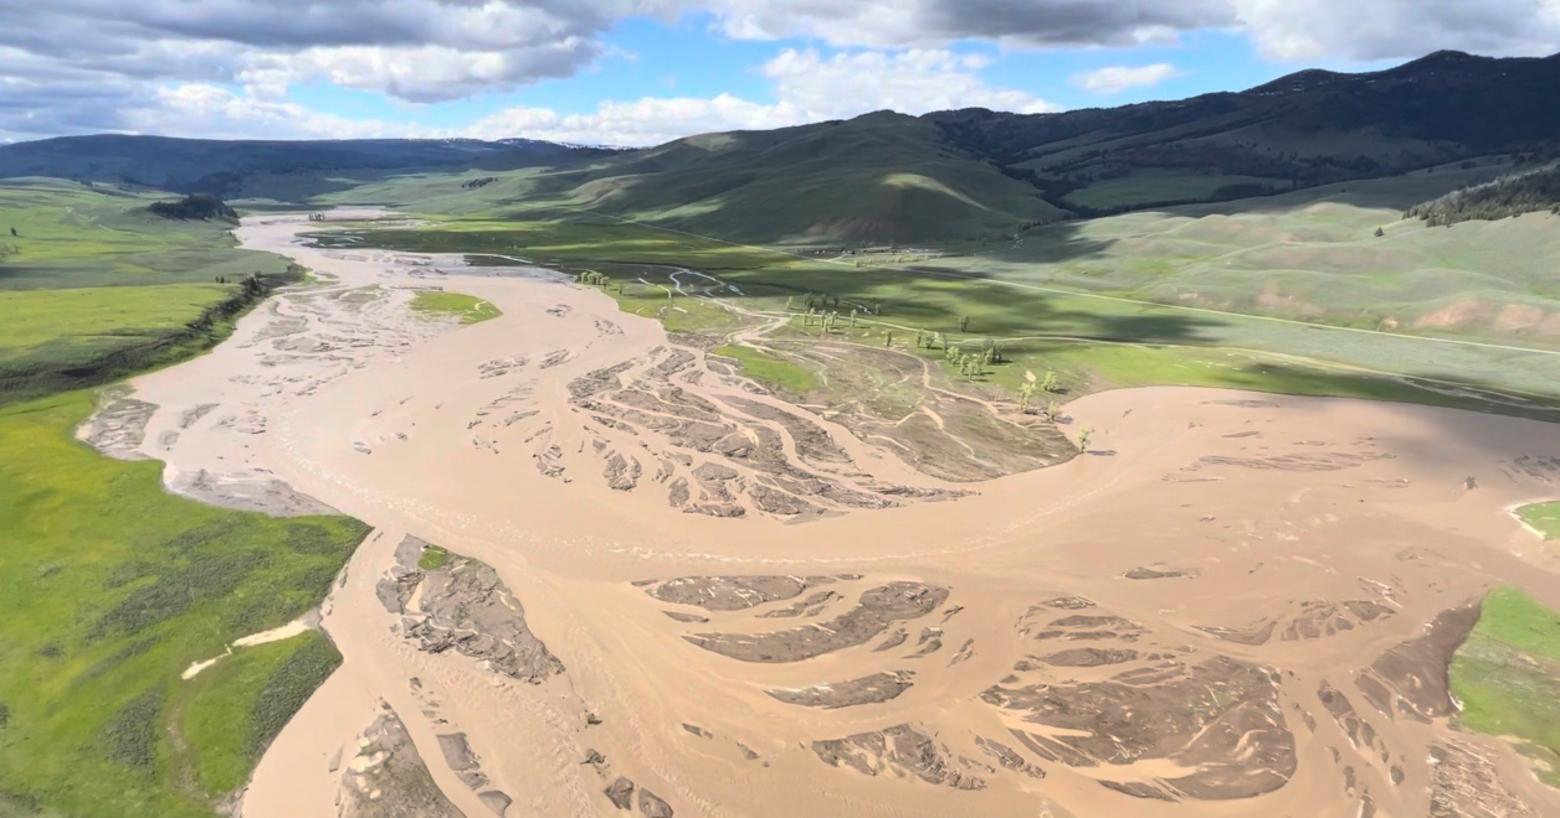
[1406,164,1560,226]
[147,194,237,221]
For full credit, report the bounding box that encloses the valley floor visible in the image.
[94,212,1560,817]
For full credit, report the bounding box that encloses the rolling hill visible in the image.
[545,111,1065,244]
[426,49,1560,242]
[0,134,597,199]
[931,50,1560,214]
[4,50,1559,244]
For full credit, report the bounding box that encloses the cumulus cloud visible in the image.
[703,0,1560,59]
[704,0,1233,49]
[3,0,1560,144]
[1070,63,1178,94]
[1,35,1055,146]
[1231,0,1560,61]
[123,84,442,141]
[0,0,610,106]
[762,49,1055,117]
[464,48,1055,145]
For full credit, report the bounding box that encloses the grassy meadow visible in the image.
[0,178,286,290]
[926,164,1560,347]
[308,213,1560,420]
[712,344,821,394]
[1449,586,1560,786]
[0,391,369,815]
[0,178,373,816]
[1516,501,1560,540]
[0,179,294,400]
[409,290,501,324]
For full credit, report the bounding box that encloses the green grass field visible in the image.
[0,178,286,290]
[417,545,450,571]
[409,290,500,324]
[713,343,821,394]
[1449,586,1560,786]
[1516,501,1560,539]
[0,390,369,816]
[1057,167,1290,210]
[175,631,341,797]
[0,179,298,401]
[927,167,1560,350]
[310,215,1560,421]
[300,113,1065,245]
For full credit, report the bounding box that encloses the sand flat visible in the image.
[102,212,1560,817]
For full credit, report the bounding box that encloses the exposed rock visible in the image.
[661,610,708,624]
[1429,740,1535,817]
[721,395,849,463]
[1281,600,1395,641]
[166,468,338,517]
[379,535,564,682]
[436,733,487,789]
[1099,780,1176,801]
[687,582,949,662]
[974,737,1045,779]
[755,590,839,618]
[1316,682,1385,757]
[1196,620,1277,646]
[907,626,944,658]
[477,790,511,816]
[642,575,841,611]
[812,724,986,790]
[77,393,157,460]
[604,777,635,810]
[766,671,914,709]
[637,788,674,818]
[983,655,1296,800]
[338,707,465,818]
[1359,603,1479,721]
[1040,647,1139,667]
[873,628,908,652]
[602,452,642,491]
[1124,565,1197,580]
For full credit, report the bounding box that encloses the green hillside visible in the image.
[0,135,593,199]
[7,52,1560,247]
[557,113,1064,244]
[921,166,1560,345]
[931,51,1560,213]
[0,178,296,399]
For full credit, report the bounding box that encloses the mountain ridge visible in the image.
[4,50,1558,242]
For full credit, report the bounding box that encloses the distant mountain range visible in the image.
[5,50,1558,243]
[0,134,592,193]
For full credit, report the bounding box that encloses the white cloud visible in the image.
[1231,0,1560,61]
[6,44,1056,147]
[1070,63,1178,94]
[5,1,1560,143]
[763,48,1056,117]
[702,0,1233,49]
[121,84,441,141]
[0,1,611,106]
[463,47,1056,146]
[464,95,799,146]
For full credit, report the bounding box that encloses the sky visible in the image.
[2,1,1559,147]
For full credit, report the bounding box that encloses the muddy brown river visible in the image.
[87,211,1560,817]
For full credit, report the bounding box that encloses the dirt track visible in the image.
[97,212,1560,817]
